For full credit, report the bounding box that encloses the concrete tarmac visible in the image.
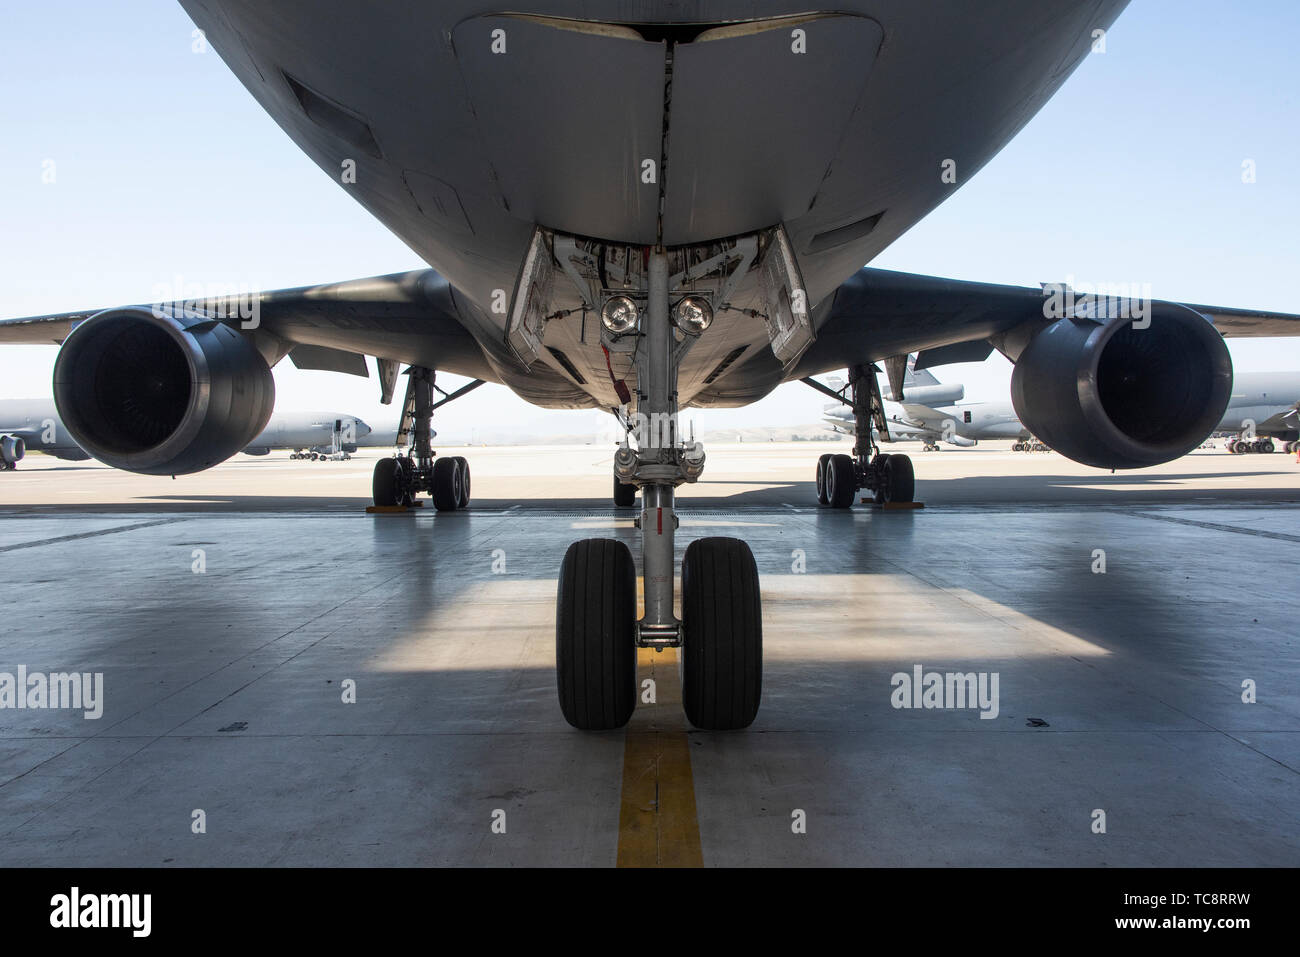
[1,441,1298,866]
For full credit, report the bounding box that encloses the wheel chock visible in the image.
[365,502,423,513]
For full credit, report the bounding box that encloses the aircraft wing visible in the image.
[793,268,1300,378]
[0,270,498,384]
[898,402,948,423]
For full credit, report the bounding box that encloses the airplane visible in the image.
[1217,373,1300,454]
[824,397,1026,451]
[824,370,1300,454]
[243,411,376,461]
[4,2,1300,732]
[821,360,1020,450]
[0,399,372,467]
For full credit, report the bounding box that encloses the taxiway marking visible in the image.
[617,646,703,867]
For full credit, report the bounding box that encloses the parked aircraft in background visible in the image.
[1218,373,1300,453]
[822,362,1023,450]
[243,411,376,460]
[824,369,1300,454]
[1,399,374,468]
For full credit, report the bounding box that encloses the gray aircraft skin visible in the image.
[0,399,371,465]
[825,370,1300,446]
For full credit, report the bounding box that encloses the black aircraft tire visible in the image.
[453,456,471,508]
[815,453,833,505]
[681,537,762,731]
[555,539,637,730]
[613,475,637,507]
[373,458,402,507]
[432,456,462,511]
[871,453,892,504]
[882,454,915,504]
[826,453,856,509]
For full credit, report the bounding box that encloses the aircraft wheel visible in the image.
[372,458,405,506]
[1262,439,1275,453]
[870,453,892,504]
[826,453,856,508]
[431,456,462,511]
[881,453,915,504]
[815,453,833,505]
[681,537,762,730]
[613,475,636,507]
[453,456,471,508]
[555,538,637,730]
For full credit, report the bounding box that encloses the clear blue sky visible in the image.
[2,1,1298,440]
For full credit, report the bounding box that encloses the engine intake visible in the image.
[1,434,24,467]
[52,308,275,475]
[1010,304,1232,469]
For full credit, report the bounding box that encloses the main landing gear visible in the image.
[1226,435,1277,454]
[556,248,762,732]
[807,364,915,508]
[1012,439,1050,452]
[371,368,481,510]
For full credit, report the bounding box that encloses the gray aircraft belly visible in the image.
[178,0,1128,410]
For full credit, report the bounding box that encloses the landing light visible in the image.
[673,296,713,335]
[601,295,639,335]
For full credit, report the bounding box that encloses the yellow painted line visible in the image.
[617,646,703,867]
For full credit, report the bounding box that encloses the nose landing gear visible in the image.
[557,248,762,731]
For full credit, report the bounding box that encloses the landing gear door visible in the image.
[505,227,554,367]
[758,225,815,368]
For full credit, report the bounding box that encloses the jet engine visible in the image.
[52,308,274,475]
[1,434,24,468]
[1009,303,1232,469]
[888,383,964,405]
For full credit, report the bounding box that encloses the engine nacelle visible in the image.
[1,435,24,467]
[1010,303,1232,469]
[888,383,964,406]
[52,308,275,475]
